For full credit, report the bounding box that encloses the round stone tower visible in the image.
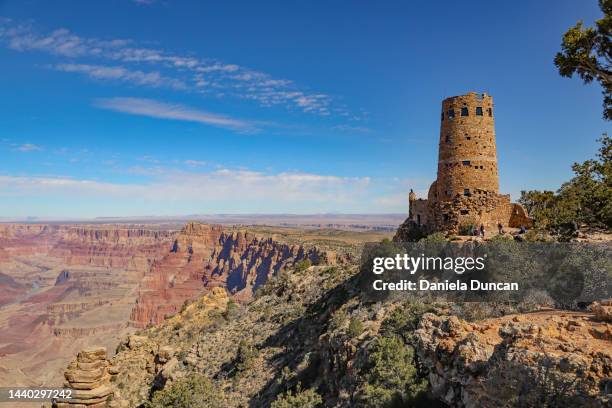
[435,92,499,201]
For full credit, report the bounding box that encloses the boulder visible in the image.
[591,299,612,322]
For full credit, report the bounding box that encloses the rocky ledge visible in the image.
[414,309,612,407]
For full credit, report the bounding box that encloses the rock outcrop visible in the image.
[54,346,113,407]
[109,288,229,407]
[592,299,612,323]
[414,311,612,407]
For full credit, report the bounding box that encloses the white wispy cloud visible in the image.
[13,143,42,152]
[95,97,260,132]
[0,20,357,117]
[0,170,371,209]
[54,63,187,89]
[332,124,373,133]
[184,159,207,167]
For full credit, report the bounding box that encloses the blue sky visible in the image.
[0,0,609,218]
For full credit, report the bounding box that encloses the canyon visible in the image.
[0,223,176,387]
[0,221,369,387]
[130,222,331,327]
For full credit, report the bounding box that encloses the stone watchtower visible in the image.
[407,92,532,235]
[436,92,498,200]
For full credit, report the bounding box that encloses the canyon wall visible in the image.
[130,222,330,327]
[49,226,176,272]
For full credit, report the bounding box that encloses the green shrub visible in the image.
[419,232,447,243]
[347,317,364,338]
[323,266,340,278]
[175,350,187,362]
[294,259,312,273]
[523,229,551,242]
[179,299,191,313]
[329,308,347,332]
[223,299,241,320]
[484,355,599,407]
[361,336,428,407]
[146,373,224,408]
[519,135,612,231]
[271,385,322,408]
[235,339,258,373]
[458,223,475,236]
[518,289,555,312]
[489,234,514,243]
[380,299,434,342]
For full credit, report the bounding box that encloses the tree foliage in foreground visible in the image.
[519,134,612,230]
[361,336,428,407]
[555,0,612,120]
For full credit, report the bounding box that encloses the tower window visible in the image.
[448,109,455,119]
[445,134,451,143]
[462,160,470,166]
[464,188,471,196]
[488,108,493,117]
[461,107,469,116]
[441,112,444,121]
[466,136,471,140]
[476,107,483,116]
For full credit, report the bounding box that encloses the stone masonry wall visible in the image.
[436,92,499,200]
[409,198,429,226]
[430,192,531,234]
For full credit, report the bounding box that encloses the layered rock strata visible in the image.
[49,227,176,272]
[130,222,329,327]
[53,346,113,407]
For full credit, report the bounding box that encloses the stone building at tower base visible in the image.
[408,190,531,236]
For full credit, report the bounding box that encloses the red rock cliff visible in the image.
[130,222,327,327]
[49,226,176,272]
